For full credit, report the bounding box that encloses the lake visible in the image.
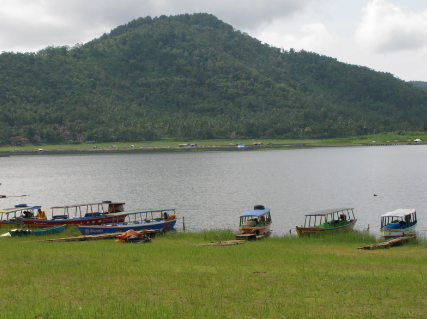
[1,145,427,237]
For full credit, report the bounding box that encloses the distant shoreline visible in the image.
[1,141,424,156]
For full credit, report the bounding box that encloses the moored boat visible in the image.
[380,209,417,240]
[238,205,272,235]
[21,201,125,229]
[77,208,177,235]
[9,224,66,237]
[295,207,357,237]
[0,205,41,229]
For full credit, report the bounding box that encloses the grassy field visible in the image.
[1,228,426,318]
[2,132,427,154]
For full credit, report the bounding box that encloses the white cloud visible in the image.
[0,0,314,53]
[355,0,427,53]
[254,20,338,55]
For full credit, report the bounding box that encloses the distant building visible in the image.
[253,142,262,146]
[10,136,29,145]
[179,144,189,148]
[414,139,423,144]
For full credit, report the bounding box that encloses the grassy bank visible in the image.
[1,228,426,318]
[2,132,427,154]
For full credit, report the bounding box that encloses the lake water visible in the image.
[2,145,427,237]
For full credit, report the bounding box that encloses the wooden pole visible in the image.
[183,217,185,232]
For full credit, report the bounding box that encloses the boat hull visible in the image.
[21,216,126,229]
[239,224,271,235]
[9,224,66,237]
[381,224,416,240]
[296,219,357,237]
[77,219,177,235]
[0,221,22,229]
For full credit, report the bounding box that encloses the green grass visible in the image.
[0,228,426,318]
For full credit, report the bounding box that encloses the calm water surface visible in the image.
[2,146,427,237]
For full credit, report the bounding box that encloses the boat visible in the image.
[9,224,66,237]
[380,208,417,240]
[0,205,41,229]
[77,208,177,235]
[295,207,357,237]
[238,205,272,235]
[21,201,125,229]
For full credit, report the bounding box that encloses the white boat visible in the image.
[380,209,417,240]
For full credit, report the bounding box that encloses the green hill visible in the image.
[410,81,427,91]
[1,13,427,145]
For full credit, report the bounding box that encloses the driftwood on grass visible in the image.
[196,240,246,246]
[36,229,162,242]
[37,233,122,242]
[358,234,415,250]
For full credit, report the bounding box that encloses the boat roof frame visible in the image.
[304,207,354,217]
[240,208,270,218]
[0,206,41,214]
[381,208,416,218]
[105,208,176,217]
[50,202,125,209]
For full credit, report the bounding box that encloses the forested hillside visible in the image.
[1,13,427,145]
[410,81,427,91]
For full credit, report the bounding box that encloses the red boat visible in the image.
[21,201,125,229]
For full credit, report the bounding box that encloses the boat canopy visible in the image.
[304,208,354,217]
[0,206,41,214]
[50,202,125,209]
[381,209,416,218]
[240,208,270,217]
[105,208,176,217]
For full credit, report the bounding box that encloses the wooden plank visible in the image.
[196,240,246,246]
[358,234,415,250]
[36,229,163,242]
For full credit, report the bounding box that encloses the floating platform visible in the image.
[358,234,415,250]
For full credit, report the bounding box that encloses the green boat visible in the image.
[9,224,66,237]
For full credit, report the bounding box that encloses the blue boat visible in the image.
[77,208,177,235]
[380,209,417,240]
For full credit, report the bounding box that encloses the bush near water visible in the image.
[1,228,426,318]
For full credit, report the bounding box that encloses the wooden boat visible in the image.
[380,208,417,240]
[238,205,272,235]
[295,207,357,237]
[0,205,41,229]
[21,201,125,229]
[77,208,177,235]
[9,224,66,237]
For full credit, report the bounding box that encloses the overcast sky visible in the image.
[1,0,426,81]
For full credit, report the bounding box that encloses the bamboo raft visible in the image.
[358,234,415,250]
[36,229,162,242]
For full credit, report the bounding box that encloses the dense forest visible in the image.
[410,81,427,91]
[1,13,427,145]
